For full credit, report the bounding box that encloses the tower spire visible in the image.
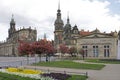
[67,11,70,24]
[9,14,16,37]
[54,0,64,28]
[57,0,61,13]
[10,14,15,25]
[58,0,60,10]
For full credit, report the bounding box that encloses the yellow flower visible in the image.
[6,67,43,74]
[23,69,42,74]
[6,67,18,72]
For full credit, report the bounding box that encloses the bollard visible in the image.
[86,72,88,78]
[48,69,50,73]
[21,61,22,66]
[64,71,66,74]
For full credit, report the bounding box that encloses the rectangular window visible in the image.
[93,46,99,57]
[104,49,106,57]
[104,45,110,57]
[107,49,109,57]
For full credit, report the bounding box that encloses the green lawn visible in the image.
[33,60,105,70]
[0,72,37,80]
[68,75,87,80]
[85,59,120,64]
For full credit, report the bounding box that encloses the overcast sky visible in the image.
[0,0,120,41]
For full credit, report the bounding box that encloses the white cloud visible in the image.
[0,0,120,41]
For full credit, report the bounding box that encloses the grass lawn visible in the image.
[68,75,87,80]
[0,72,87,80]
[0,72,37,80]
[33,60,105,70]
[85,59,120,64]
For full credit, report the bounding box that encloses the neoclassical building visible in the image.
[0,15,37,56]
[54,6,118,59]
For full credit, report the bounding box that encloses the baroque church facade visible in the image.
[54,6,118,59]
[0,15,37,56]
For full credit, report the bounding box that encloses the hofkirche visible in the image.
[0,15,37,56]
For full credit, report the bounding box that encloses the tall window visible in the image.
[104,45,110,57]
[93,46,99,57]
[82,46,88,57]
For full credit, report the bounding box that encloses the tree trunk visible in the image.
[48,54,50,62]
[46,54,48,62]
[83,55,85,60]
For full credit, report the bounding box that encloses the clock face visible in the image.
[57,13,61,16]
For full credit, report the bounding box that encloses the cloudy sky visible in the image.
[0,0,120,41]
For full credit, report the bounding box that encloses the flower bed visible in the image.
[42,73,71,80]
[6,67,43,74]
[0,67,54,80]
[0,67,87,80]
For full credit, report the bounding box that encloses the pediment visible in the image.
[81,33,112,38]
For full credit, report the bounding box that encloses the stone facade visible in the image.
[0,15,37,56]
[77,33,118,59]
[54,6,118,59]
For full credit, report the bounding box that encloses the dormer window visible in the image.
[73,30,78,34]
[72,25,79,34]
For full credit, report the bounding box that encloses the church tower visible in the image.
[8,14,16,37]
[54,2,64,48]
[63,13,72,45]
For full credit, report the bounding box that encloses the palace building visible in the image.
[54,5,119,59]
[0,5,119,59]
